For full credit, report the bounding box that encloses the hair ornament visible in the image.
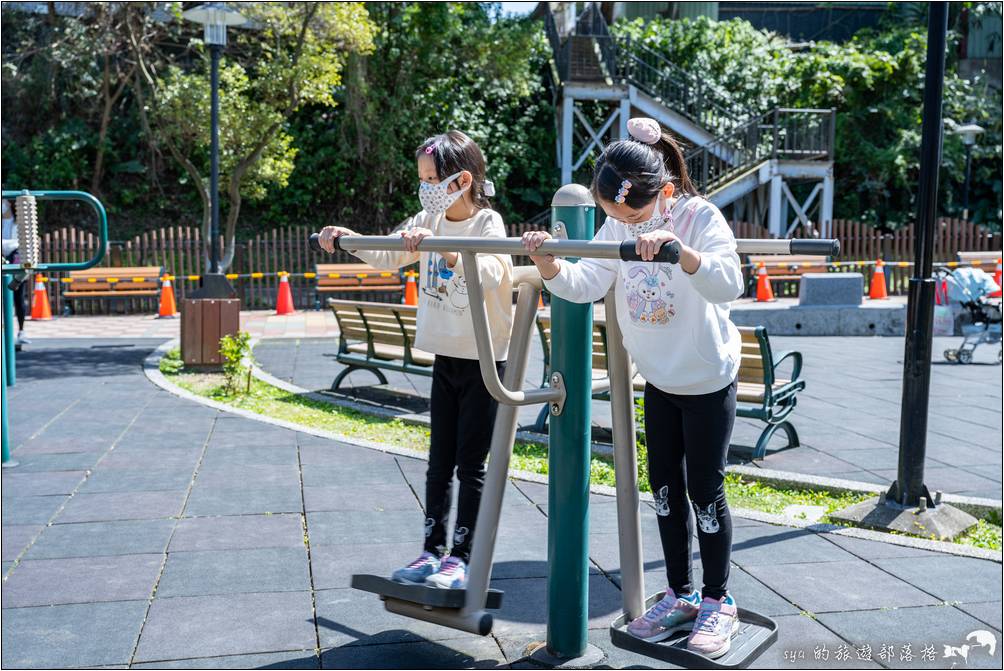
[483,179,496,198]
[626,117,661,145]
[614,179,632,204]
[424,144,436,155]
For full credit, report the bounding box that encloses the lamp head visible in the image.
[956,123,985,147]
[182,2,246,46]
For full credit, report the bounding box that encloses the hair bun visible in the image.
[627,117,661,145]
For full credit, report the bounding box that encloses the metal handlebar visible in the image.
[1,190,108,273]
[308,233,839,260]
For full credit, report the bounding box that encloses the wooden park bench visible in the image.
[746,254,829,297]
[314,263,404,309]
[62,266,164,314]
[326,299,433,390]
[533,314,805,460]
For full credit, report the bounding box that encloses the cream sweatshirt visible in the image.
[349,208,514,361]
[543,196,744,395]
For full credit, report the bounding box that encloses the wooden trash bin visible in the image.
[181,298,240,368]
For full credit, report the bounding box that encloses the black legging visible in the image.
[424,354,504,563]
[13,280,26,330]
[644,378,737,600]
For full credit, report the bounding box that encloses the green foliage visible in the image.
[956,518,1003,551]
[613,14,1003,229]
[218,331,253,394]
[158,347,185,375]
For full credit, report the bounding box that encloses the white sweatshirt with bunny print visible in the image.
[543,196,744,395]
[349,208,513,361]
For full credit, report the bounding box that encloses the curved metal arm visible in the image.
[1,190,108,273]
[460,251,563,408]
[772,350,803,383]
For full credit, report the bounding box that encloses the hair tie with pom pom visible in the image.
[626,117,661,145]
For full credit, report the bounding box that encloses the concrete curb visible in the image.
[147,341,1002,564]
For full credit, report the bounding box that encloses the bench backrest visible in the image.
[957,251,1000,267]
[747,255,828,276]
[535,314,775,388]
[328,298,418,353]
[316,263,400,289]
[67,266,163,292]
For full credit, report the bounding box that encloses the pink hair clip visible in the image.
[627,117,661,145]
[424,145,436,155]
[614,179,632,204]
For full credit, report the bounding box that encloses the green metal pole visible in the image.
[546,185,595,659]
[3,276,15,387]
[2,340,10,465]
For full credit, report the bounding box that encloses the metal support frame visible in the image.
[559,91,631,186]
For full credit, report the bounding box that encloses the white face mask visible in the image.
[623,194,670,237]
[419,172,469,215]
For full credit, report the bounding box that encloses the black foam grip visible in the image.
[619,239,681,264]
[309,233,343,254]
[790,239,841,257]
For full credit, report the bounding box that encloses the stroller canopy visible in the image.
[945,267,1001,303]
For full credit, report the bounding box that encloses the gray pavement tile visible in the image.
[955,601,1003,632]
[319,634,508,669]
[184,484,304,516]
[817,605,1002,669]
[745,559,942,614]
[306,510,419,546]
[3,451,103,473]
[170,514,305,552]
[758,448,863,476]
[2,523,43,559]
[314,587,473,648]
[0,470,86,496]
[512,481,548,505]
[157,547,310,597]
[199,444,300,467]
[24,519,175,559]
[311,541,423,590]
[825,447,902,472]
[747,613,883,669]
[77,468,194,494]
[298,442,391,466]
[2,495,66,525]
[819,533,938,560]
[133,650,320,669]
[872,555,1004,604]
[195,463,302,489]
[56,490,187,523]
[134,591,317,662]
[302,484,422,513]
[98,447,203,470]
[488,574,623,637]
[1,600,148,668]
[1,554,162,607]
[872,467,1000,496]
[730,525,858,567]
[301,461,407,488]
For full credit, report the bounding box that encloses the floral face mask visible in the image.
[418,172,469,215]
[623,194,671,237]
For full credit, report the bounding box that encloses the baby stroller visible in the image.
[938,267,1002,364]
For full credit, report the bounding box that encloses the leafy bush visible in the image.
[158,347,184,375]
[219,331,253,395]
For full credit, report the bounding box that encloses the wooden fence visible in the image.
[33,217,1002,314]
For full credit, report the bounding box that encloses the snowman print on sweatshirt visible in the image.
[625,264,675,326]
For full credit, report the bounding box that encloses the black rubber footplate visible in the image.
[351,574,504,610]
[609,593,778,669]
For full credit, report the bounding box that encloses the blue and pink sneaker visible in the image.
[627,588,701,642]
[688,594,740,658]
[425,556,467,589]
[391,551,440,585]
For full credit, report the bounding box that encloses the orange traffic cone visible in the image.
[157,275,178,318]
[755,263,775,302]
[404,271,418,306]
[30,274,52,320]
[869,259,888,300]
[991,258,1002,298]
[538,292,545,309]
[275,272,295,315]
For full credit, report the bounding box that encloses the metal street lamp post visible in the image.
[182,2,245,297]
[956,123,984,221]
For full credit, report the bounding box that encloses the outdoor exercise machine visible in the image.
[1,190,109,468]
[309,185,839,668]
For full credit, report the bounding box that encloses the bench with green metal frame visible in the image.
[531,315,804,460]
[327,299,433,390]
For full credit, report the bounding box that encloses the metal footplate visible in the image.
[610,594,778,669]
[350,574,504,610]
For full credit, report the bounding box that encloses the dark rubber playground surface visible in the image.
[2,339,1001,669]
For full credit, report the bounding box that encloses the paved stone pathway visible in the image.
[255,333,1003,499]
[2,339,1000,669]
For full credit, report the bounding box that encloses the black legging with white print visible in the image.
[644,378,736,600]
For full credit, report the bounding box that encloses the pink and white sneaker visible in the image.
[687,594,740,658]
[626,588,701,642]
[425,556,467,589]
